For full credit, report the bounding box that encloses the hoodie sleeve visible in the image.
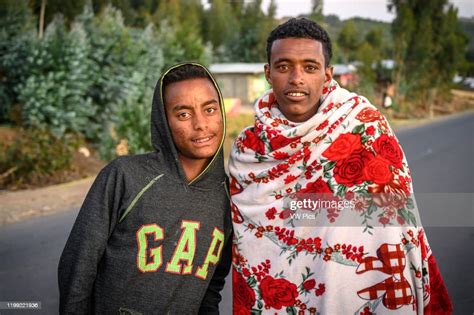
[198,231,232,315]
[58,160,124,314]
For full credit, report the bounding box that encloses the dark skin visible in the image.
[265,38,333,122]
[164,78,223,182]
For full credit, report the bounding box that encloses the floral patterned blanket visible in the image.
[228,80,452,314]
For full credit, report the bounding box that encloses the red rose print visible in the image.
[316,119,329,131]
[315,283,326,296]
[234,304,251,315]
[322,133,362,161]
[265,207,278,220]
[363,156,394,185]
[279,209,292,219]
[273,151,290,160]
[303,279,316,291]
[365,126,375,136]
[269,134,300,151]
[334,149,374,187]
[298,177,332,194]
[242,128,265,154]
[356,107,382,122]
[284,174,298,184]
[233,268,256,312]
[259,276,298,309]
[379,217,390,225]
[373,134,403,169]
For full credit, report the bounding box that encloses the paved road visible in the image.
[0,112,472,314]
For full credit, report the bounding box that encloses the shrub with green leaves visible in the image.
[0,0,35,122]
[18,17,96,138]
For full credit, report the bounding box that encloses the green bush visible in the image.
[0,0,35,122]
[18,16,96,137]
[0,129,80,188]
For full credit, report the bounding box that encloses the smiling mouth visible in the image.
[286,92,307,97]
[192,135,215,144]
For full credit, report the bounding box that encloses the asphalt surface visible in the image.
[0,112,472,314]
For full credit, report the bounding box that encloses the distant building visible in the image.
[210,63,268,106]
[333,64,358,87]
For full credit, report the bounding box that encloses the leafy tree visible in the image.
[227,0,277,62]
[204,0,238,60]
[18,16,96,137]
[389,0,467,114]
[310,0,324,24]
[0,0,35,122]
[29,0,88,27]
[152,0,210,65]
[337,20,359,63]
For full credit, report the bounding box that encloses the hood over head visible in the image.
[150,62,226,186]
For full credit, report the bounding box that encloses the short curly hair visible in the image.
[266,18,332,67]
[163,64,210,90]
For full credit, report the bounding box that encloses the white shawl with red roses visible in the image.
[228,80,451,314]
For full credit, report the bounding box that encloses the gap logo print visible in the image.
[135,220,224,280]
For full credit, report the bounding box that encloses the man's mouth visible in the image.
[284,90,308,101]
[192,135,215,144]
[286,92,307,97]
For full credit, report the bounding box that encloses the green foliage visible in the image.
[0,128,78,188]
[355,42,377,99]
[152,0,210,66]
[29,0,87,27]
[0,0,35,122]
[389,0,467,107]
[337,20,359,62]
[2,4,166,162]
[225,0,277,62]
[204,0,239,60]
[18,17,96,137]
[310,0,324,23]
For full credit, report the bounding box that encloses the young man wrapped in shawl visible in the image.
[228,18,452,314]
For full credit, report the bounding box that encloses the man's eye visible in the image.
[277,65,289,71]
[306,65,317,72]
[205,107,218,114]
[177,112,191,119]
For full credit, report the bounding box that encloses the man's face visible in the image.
[265,38,333,122]
[164,78,223,163]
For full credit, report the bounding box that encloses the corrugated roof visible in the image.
[333,64,356,75]
[210,63,265,74]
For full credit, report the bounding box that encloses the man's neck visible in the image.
[179,155,211,182]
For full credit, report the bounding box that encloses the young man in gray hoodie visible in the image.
[58,63,232,314]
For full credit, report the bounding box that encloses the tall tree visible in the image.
[337,20,359,63]
[205,0,238,59]
[389,0,467,114]
[310,0,324,23]
[226,0,277,62]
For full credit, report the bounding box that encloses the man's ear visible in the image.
[264,64,272,86]
[324,65,334,87]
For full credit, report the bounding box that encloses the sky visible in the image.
[260,0,473,22]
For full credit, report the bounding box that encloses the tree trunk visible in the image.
[39,0,46,39]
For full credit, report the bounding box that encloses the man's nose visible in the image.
[193,111,208,130]
[289,67,304,86]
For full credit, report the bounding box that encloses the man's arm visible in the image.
[198,233,232,315]
[58,162,122,314]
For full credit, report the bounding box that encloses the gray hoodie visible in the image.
[58,63,232,314]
